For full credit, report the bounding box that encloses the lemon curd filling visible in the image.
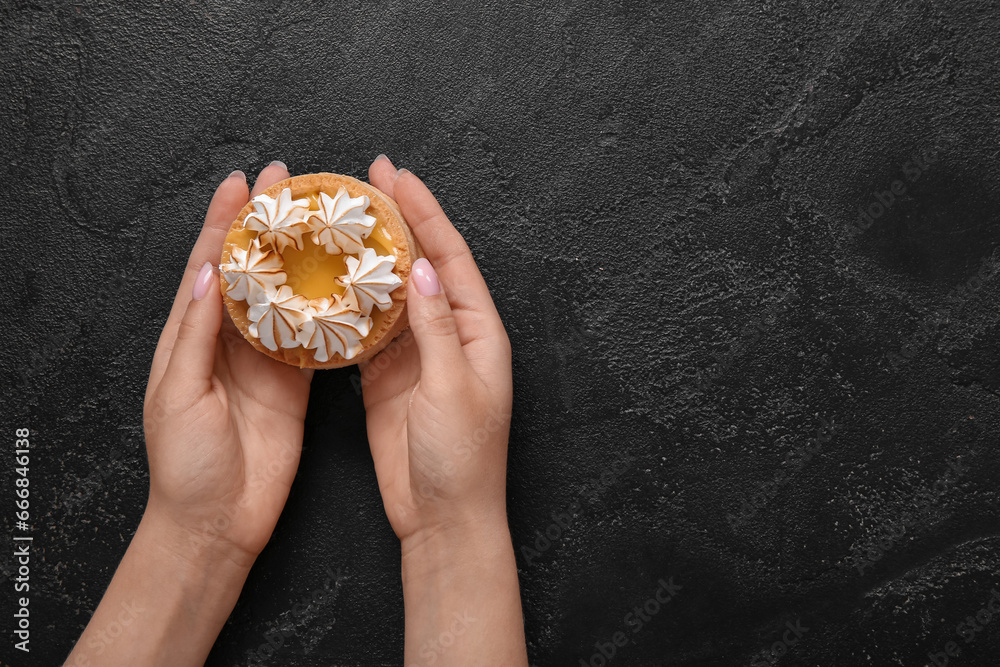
[280,243,351,299]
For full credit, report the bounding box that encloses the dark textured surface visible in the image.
[3,1,1000,665]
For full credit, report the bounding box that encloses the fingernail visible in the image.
[374,153,389,163]
[192,262,215,301]
[411,258,440,296]
[395,167,411,180]
[228,169,246,181]
[269,160,287,170]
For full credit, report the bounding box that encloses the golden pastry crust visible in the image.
[219,172,421,369]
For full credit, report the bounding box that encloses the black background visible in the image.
[3,1,1000,665]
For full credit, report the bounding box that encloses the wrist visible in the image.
[400,514,514,587]
[137,504,257,577]
[66,507,255,666]
[399,515,529,667]
[131,509,254,634]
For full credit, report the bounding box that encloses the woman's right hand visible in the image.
[361,157,513,546]
[360,155,527,666]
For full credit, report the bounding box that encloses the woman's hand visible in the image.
[142,161,313,564]
[67,162,313,667]
[362,156,527,666]
[362,158,513,543]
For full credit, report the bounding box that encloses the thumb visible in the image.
[162,262,223,396]
[407,258,469,376]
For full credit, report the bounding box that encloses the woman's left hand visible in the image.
[67,162,313,667]
[142,161,313,565]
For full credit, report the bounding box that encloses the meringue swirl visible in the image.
[298,297,373,362]
[338,247,403,314]
[244,189,311,252]
[306,187,377,255]
[247,285,311,352]
[219,238,285,304]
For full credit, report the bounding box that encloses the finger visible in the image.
[407,258,471,380]
[147,170,250,398]
[392,169,506,337]
[250,160,292,198]
[148,161,292,399]
[160,262,224,401]
[368,154,397,199]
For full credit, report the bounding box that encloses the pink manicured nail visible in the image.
[228,169,246,181]
[269,160,287,170]
[411,258,440,296]
[192,262,215,301]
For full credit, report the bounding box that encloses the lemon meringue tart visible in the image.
[219,172,421,369]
